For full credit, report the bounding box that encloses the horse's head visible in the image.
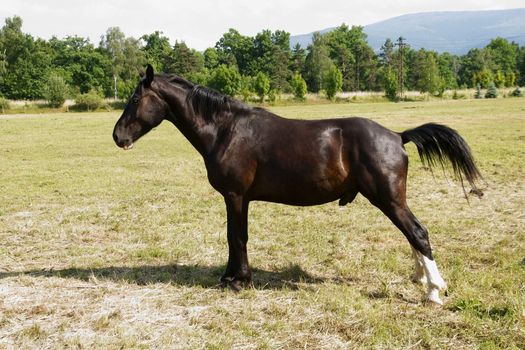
[112,64,168,150]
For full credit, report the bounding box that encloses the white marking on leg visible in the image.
[422,256,446,289]
[427,287,443,305]
[422,255,447,305]
[411,246,427,285]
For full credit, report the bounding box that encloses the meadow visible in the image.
[0,98,524,349]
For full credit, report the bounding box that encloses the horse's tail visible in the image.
[400,123,482,194]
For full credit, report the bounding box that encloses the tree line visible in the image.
[1,15,524,103]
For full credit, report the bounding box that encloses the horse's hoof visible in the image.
[426,288,444,306]
[219,276,245,291]
[230,279,243,292]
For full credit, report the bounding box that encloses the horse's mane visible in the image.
[163,74,251,121]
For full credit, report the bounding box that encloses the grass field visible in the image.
[0,98,524,349]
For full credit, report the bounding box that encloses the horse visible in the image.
[113,65,481,305]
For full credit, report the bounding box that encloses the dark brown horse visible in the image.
[113,65,481,305]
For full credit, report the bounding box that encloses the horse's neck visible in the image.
[160,82,219,157]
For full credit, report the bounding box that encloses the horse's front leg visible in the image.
[221,192,251,291]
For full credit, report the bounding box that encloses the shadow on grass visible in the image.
[0,263,325,290]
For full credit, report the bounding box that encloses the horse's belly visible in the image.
[248,165,351,206]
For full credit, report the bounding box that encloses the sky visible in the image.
[1,0,524,50]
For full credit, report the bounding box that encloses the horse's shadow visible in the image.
[0,263,325,290]
[0,264,425,304]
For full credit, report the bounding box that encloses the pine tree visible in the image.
[474,84,482,99]
[484,82,498,98]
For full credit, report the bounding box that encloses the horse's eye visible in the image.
[132,97,139,104]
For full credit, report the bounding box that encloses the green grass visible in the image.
[0,98,524,349]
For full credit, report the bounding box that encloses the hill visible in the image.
[290,8,525,54]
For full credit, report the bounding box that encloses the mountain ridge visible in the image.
[290,8,525,54]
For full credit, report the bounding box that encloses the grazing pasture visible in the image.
[0,98,524,349]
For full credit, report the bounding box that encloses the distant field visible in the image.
[0,98,524,349]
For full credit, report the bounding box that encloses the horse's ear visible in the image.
[144,64,154,87]
[139,69,145,78]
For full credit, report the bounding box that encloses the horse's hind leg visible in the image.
[357,151,447,304]
[377,200,447,304]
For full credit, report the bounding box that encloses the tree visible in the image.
[323,66,343,100]
[0,16,52,99]
[473,69,493,88]
[437,52,459,90]
[395,37,409,98]
[518,46,525,86]
[251,30,291,92]
[486,37,519,79]
[494,70,505,88]
[215,29,253,75]
[304,32,333,92]
[141,31,172,72]
[458,48,494,88]
[324,24,376,91]
[379,39,394,67]
[165,41,204,78]
[505,71,516,87]
[254,72,270,102]
[290,43,306,73]
[290,73,307,100]
[412,49,442,94]
[49,36,112,95]
[207,64,241,97]
[203,47,219,70]
[99,27,146,99]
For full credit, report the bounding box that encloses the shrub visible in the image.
[109,99,127,110]
[452,90,465,100]
[267,89,277,104]
[187,69,210,86]
[254,72,270,103]
[73,90,105,111]
[484,82,498,98]
[290,73,307,100]
[510,87,523,97]
[323,66,343,100]
[44,74,69,108]
[207,65,241,97]
[239,75,254,102]
[0,97,10,112]
[381,67,398,101]
[435,79,446,98]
